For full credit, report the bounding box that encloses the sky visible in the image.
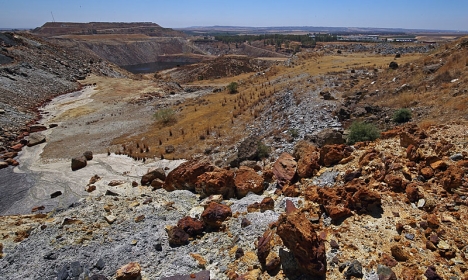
[1,0,467,31]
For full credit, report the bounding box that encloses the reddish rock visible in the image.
[272,153,297,187]
[348,185,381,213]
[380,128,402,139]
[441,165,464,191]
[160,270,211,280]
[400,132,420,148]
[380,253,398,267]
[89,174,101,184]
[456,160,468,168]
[71,156,87,171]
[359,149,378,167]
[424,266,443,280]
[5,158,19,166]
[390,245,409,261]
[141,168,166,186]
[264,251,281,273]
[327,205,352,220]
[150,178,164,190]
[276,202,326,276]
[259,197,275,212]
[426,214,440,229]
[234,166,264,198]
[83,151,93,160]
[430,160,447,170]
[384,174,403,191]
[241,218,251,228]
[282,184,301,197]
[115,262,141,280]
[0,152,17,159]
[164,160,215,192]
[167,226,189,247]
[0,161,9,169]
[29,125,47,133]
[85,185,96,192]
[10,143,23,151]
[406,144,420,162]
[405,183,422,203]
[420,166,434,179]
[201,202,232,229]
[319,144,349,167]
[196,169,235,199]
[177,216,205,236]
[257,230,273,266]
[293,141,320,178]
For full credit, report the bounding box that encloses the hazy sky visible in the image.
[1,0,467,31]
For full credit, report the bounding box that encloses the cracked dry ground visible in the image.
[1,121,467,280]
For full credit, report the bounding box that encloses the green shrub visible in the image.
[392,108,412,123]
[347,121,380,144]
[227,82,239,94]
[288,128,299,138]
[154,108,176,126]
[256,141,270,159]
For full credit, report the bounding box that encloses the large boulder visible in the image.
[27,133,46,147]
[319,144,350,167]
[272,152,297,187]
[305,128,345,147]
[141,168,166,186]
[163,160,215,192]
[276,201,326,276]
[293,141,321,178]
[195,169,235,199]
[201,202,232,229]
[71,156,87,171]
[234,166,264,198]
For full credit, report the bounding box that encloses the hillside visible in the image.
[0,31,467,280]
[32,22,186,37]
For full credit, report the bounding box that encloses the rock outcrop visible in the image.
[234,166,264,198]
[163,160,215,192]
[276,201,326,276]
[272,153,297,187]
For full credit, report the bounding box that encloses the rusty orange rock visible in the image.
[163,160,215,192]
[234,166,264,198]
[201,202,232,229]
[319,144,350,167]
[293,141,320,178]
[272,152,297,187]
[115,262,141,280]
[196,169,236,199]
[276,202,326,276]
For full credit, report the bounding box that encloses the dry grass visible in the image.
[107,52,403,159]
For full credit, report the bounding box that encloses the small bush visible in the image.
[347,121,380,144]
[288,128,299,138]
[227,82,239,94]
[393,108,412,123]
[154,108,176,126]
[256,141,270,159]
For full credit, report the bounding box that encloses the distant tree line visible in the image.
[213,34,325,48]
